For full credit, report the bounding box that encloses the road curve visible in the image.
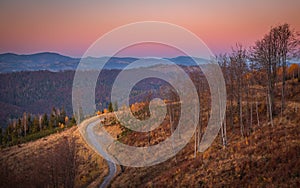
[84,117,117,188]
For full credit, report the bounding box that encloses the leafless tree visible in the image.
[251,31,277,126]
[22,112,27,137]
[216,54,228,145]
[275,24,299,117]
[251,23,299,122]
[230,44,248,137]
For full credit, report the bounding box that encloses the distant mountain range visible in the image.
[0,52,203,73]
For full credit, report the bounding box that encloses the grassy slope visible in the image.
[110,116,299,187]
[0,80,299,187]
[0,126,108,188]
[110,81,300,187]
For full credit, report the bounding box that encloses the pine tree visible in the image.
[27,113,32,134]
[60,106,66,124]
[32,116,40,133]
[42,113,48,129]
[108,102,113,112]
[70,116,76,126]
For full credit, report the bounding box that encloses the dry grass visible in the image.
[0,126,108,188]
[1,81,299,187]
[109,108,299,187]
[109,82,300,187]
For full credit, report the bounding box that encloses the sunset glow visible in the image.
[0,0,299,57]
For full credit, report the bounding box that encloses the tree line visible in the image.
[0,107,76,147]
[214,23,300,147]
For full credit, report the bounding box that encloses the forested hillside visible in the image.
[0,70,116,127]
[0,65,195,128]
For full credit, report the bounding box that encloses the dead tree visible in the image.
[230,44,248,137]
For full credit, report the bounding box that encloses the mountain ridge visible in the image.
[0,52,203,73]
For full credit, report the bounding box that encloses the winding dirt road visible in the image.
[81,117,117,188]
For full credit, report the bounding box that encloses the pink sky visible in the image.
[0,0,299,57]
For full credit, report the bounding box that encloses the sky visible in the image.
[0,0,299,58]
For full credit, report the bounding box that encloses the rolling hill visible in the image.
[0,52,206,73]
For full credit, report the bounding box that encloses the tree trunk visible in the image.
[281,54,287,118]
[268,90,274,127]
[256,101,260,127]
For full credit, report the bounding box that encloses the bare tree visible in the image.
[39,114,42,131]
[23,112,27,137]
[230,44,248,137]
[251,31,278,126]
[275,24,299,117]
[216,54,228,145]
[251,23,299,122]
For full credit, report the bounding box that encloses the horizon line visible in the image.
[0,51,211,60]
